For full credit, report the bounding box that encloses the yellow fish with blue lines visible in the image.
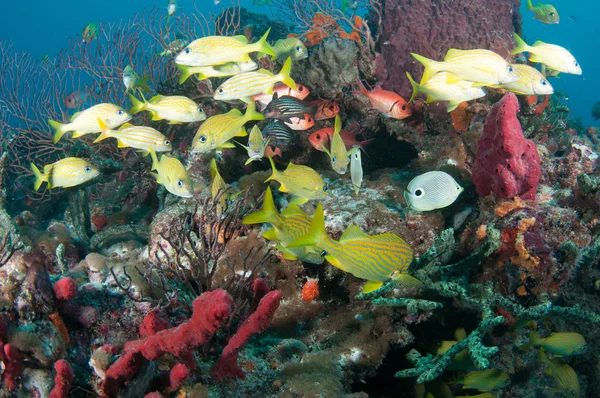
[264,156,328,205]
[149,147,193,198]
[286,203,416,293]
[209,158,230,214]
[237,125,269,165]
[242,187,324,264]
[95,119,171,156]
[30,158,99,191]
[129,93,206,124]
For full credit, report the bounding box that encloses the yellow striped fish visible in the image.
[322,115,349,175]
[30,158,99,190]
[287,203,416,293]
[527,331,587,356]
[406,71,487,112]
[129,94,206,124]
[512,33,582,75]
[175,28,275,66]
[49,103,131,143]
[538,348,580,397]
[412,49,518,86]
[94,119,171,156]
[237,125,269,165]
[264,156,328,205]
[271,37,308,61]
[455,369,511,391]
[177,60,258,84]
[209,158,230,214]
[490,64,553,96]
[191,101,263,153]
[242,187,324,264]
[214,57,297,102]
[149,147,193,198]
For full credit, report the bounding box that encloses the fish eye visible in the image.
[316,134,321,139]
[84,166,92,173]
[184,48,191,54]
[508,65,514,73]
[401,104,407,111]
[574,61,579,67]
[320,250,328,257]
[296,46,301,52]
[117,110,124,116]
[570,391,577,396]
[197,106,203,113]
[414,189,423,197]
[199,135,207,143]
[218,88,224,94]
[298,86,304,91]
[332,156,337,163]
[323,185,328,192]
[550,12,555,16]
[177,180,183,187]
[164,140,170,145]
[541,79,548,86]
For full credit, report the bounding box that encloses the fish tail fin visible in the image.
[177,64,194,84]
[242,186,281,226]
[149,146,159,171]
[526,0,533,10]
[359,138,375,152]
[264,155,279,183]
[243,100,264,122]
[49,119,66,144]
[278,57,297,91]
[411,53,438,84]
[93,118,111,143]
[512,33,530,55]
[537,347,550,366]
[254,27,276,57]
[286,203,326,249]
[30,163,46,191]
[405,72,421,103]
[138,75,151,92]
[353,79,369,96]
[128,93,146,115]
[209,158,219,181]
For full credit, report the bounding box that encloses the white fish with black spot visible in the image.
[350,146,362,194]
[404,171,463,211]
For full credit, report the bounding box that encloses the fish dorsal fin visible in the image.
[257,68,274,76]
[284,161,296,172]
[289,196,307,205]
[371,232,404,243]
[444,49,467,61]
[533,40,546,46]
[340,225,370,242]
[281,204,304,217]
[149,94,166,104]
[118,122,135,130]
[227,108,243,117]
[70,111,82,122]
[232,35,249,43]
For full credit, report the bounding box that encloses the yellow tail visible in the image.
[286,203,326,249]
[49,119,66,144]
[128,93,147,115]
[411,53,439,85]
[149,146,160,171]
[526,0,534,10]
[30,163,46,191]
[253,27,276,58]
[242,187,282,226]
[93,118,112,143]
[512,33,531,55]
[405,72,421,103]
[264,155,280,184]
[243,100,264,123]
[277,57,297,91]
[177,64,194,84]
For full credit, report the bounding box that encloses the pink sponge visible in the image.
[49,359,74,398]
[472,93,541,200]
[53,277,78,300]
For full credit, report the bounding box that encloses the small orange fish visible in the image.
[284,113,315,131]
[309,128,373,152]
[309,100,340,120]
[255,82,310,109]
[265,146,282,158]
[355,80,411,119]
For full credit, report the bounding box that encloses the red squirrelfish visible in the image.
[284,113,315,131]
[354,80,411,119]
[309,127,373,152]
[255,82,310,109]
[309,100,340,120]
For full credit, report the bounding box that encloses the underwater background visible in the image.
[0,0,600,397]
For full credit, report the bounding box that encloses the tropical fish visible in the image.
[538,349,580,397]
[405,71,487,112]
[264,95,317,119]
[454,369,511,391]
[214,57,297,102]
[322,115,349,175]
[64,91,89,109]
[489,64,553,96]
[512,33,582,75]
[242,187,325,264]
[253,0,273,5]
[265,146,283,159]
[158,39,187,57]
[175,28,275,66]
[166,0,177,21]
[82,22,99,43]
[309,127,373,152]
[541,64,561,79]
[526,331,587,356]
[271,37,308,61]
[176,60,258,84]
[129,93,206,124]
[49,103,131,143]
[237,125,269,165]
[350,146,362,194]
[41,53,52,66]
[122,65,151,94]
[95,119,171,156]
[436,340,475,371]
[283,113,315,131]
[209,158,229,214]
[404,171,464,211]
[354,80,411,119]
[412,49,518,86]
[149,147,193,198]
[309,100,340,120]
[31,158,99,190]
[262,120,296,149]
[286,203,416,293]
[255,82,310,109]
[191,101,263,153]
[527,0,559,24]
[264,156,328,205]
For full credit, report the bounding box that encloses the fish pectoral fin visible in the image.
[392,274,425,290]
[277,183,289,193]
[279,249,298,261]
[168,120,182,125]
[362,281,384,293]
[119,122,134,130]
[289,196,307,205]
[236,127,248,137]
[218,142,236,149]
[445,73,462,84]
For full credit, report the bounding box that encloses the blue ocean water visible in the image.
[0,0,596,126]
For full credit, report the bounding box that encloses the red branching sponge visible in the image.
[101,289,233,397]
[49,359,74,398]
[53,277,78,300]
[139,310,170,337]
[0,344,23,390]
[144,393,166,398]
[169,363,190,390]
[472,93,541,200]
[211,290,282,381]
